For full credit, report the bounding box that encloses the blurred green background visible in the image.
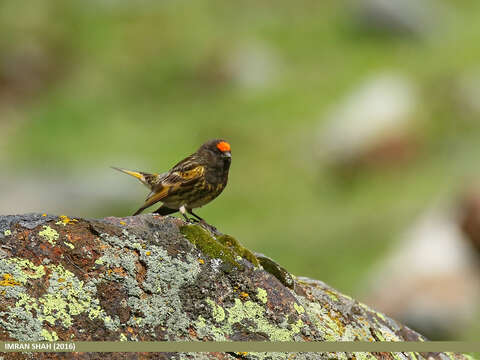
[1,0,480,342]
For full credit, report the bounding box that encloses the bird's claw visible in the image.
[199,221,220,235]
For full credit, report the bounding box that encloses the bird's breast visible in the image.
[205,166,229,186]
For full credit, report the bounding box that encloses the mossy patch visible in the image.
[179,225,242,270]
[256,254,295,289]
[216,234,260,267]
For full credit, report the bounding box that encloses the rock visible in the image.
[0,213,468,359]
[459,186,480,255]
[315,73,419,171]
[197,42,281,90]
[351,0,440,38]
[454,70,480,117]
[224,42,281,90]
[362,205,480,339]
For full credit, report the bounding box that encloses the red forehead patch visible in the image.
[216,141,231,152]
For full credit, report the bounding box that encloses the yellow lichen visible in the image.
[227,299,301,341]
[4,229,11,236]
[0,274,21,287]
[256,288,268,304]
[56,215,79,226]
[206,298,226,323]
[64,241,75,249]
[294,302,305,315]
[41,329,59,341]
[8,258,46,281]
[38,226,59,245]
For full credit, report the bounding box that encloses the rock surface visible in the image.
[0,213,469,360]
[363,204,480,340]
[315,73,419,172]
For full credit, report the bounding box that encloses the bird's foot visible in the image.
[198,220,220,235]
[184,217,199,224]
[182,214,199,224]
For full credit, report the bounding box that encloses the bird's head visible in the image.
[201,139,231,157]
[200,139,232,169]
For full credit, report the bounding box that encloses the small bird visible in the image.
[113,139,231,222]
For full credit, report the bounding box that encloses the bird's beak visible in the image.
[224,151,231,158]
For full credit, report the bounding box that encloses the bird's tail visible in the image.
[111,166,154,189]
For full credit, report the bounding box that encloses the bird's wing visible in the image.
[140,164,205,207]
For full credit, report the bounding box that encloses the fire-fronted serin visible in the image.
[113,139,231,222]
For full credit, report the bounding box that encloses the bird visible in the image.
[112,139,231,223]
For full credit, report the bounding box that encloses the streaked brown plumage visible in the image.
[113,139,231,222]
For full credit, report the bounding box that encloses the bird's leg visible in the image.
[179,205,196,223]
[187,209,204,222]
[188,208,219,234]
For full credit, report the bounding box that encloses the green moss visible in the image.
[179,225,242,270]
[4,229,11,236]
[256,255,295,289]
[38,226,59,246]
[216,234,260,267]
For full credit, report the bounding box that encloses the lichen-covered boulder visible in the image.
[0,213,468,360]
